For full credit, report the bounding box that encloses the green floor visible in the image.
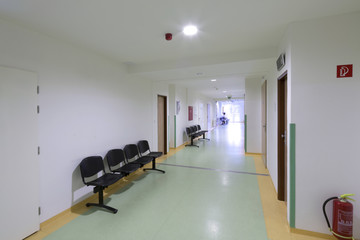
[45,123,268,240]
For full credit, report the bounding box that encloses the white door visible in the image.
[0,66,39,239]
[207,104,211,129]
[198,103,203,126]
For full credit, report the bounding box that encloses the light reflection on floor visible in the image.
[212,122,244,149]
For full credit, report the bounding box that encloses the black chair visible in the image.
[190,125,202,137]
[79,156,124,214]
[124,144,153,167]
[196,125,210,140]
[137,140,162,158]
[137,140,165,173]
[185,127,199,147]
[106,149,141,175]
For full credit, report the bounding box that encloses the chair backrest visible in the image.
[197,125,201,130]
[106,149,126,171]
[137,140,150,155]
[80,156,104,184]
[124,144,140,161]
[186,127,191,136]
[190,126,197,133]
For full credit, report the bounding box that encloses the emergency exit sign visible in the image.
[337,64,353,78]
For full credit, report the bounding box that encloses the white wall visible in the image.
[169,84,176,148]
[0,18,154,222]
[245,78,263,153]
[291,12,360,236]
[175,85,188,147]
[268,12,360,237]
[265,69,278,192]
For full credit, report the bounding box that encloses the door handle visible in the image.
[281,131,287,143]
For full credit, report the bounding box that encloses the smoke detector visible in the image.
[165,33,172,41]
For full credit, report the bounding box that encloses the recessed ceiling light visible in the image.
[183,25,198,36]
[223,90,227,93]
[211,79,217,82]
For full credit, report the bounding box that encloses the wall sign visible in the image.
[188,106,193,121]
[337,64,353,78]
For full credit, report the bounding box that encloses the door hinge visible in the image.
[38,207,41,215]
[38,146,40,155]
[37,105,40,114]
[37,85,40,94]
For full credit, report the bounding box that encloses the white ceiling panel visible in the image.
[1,0,359,98]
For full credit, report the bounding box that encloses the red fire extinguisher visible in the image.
[323,194,355,240]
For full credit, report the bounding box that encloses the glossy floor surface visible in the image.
[44,123,269,240]
[29,123,333,240]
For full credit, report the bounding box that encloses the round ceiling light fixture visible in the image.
[183,25,198,36]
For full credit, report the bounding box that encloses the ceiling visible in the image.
[1,0,360,99]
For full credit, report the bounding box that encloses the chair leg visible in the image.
[200,133,210,141]
[86,203,118,214]
[85,187,118,214]
[185,136,199,147]
[143,159,165,173]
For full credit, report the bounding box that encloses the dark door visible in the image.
[278,73,287,201]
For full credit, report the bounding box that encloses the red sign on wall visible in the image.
[337,64,353,78]
[188,106,193,121]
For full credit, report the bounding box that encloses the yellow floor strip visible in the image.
[251,154,335,240]
[27,144,334,240]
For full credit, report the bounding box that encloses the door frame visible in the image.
[277,71,287,201]
[261,80,267,168]
[157,95,167,154]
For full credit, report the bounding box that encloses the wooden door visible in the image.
[278,73,287,201]
[0,66,39,239]
[157,95,167,154]
[261,80,267,168]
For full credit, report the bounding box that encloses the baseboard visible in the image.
[245,152,262,156]
[290,228,335,239]
[40,198,88,229]
[172,142,188,150]
[177,142,188,148]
